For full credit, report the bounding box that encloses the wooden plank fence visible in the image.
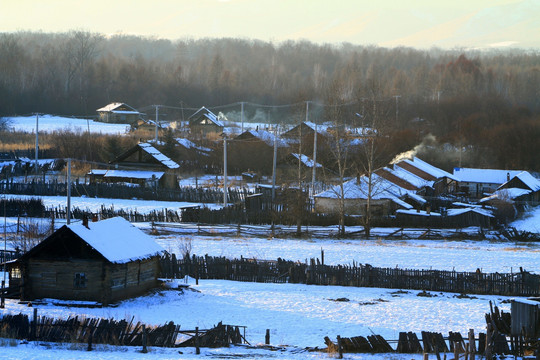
[162,254,540,297]
[0,310,246,349]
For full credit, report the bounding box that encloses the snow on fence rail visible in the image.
[161,254,540,297]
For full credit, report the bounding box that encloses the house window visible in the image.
[74,273,87,288]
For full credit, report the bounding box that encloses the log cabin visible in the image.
[8,217,165,306]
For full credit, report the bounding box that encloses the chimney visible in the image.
[82,216,89,229]
[507,172,510,182]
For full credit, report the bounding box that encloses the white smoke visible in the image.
[390,134,437,164]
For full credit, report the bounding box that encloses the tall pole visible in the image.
[35,113,39,176]
[240,102,244,133]
[271,127,278,201]
[154,105,159,144]
[305,101,309,123]
[223,136,228,207]
[1,196,5,308]
[311,125,317,196]
[393,95,401,123]
[67,158,71,225]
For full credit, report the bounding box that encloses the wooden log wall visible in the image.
[162,254,540,297]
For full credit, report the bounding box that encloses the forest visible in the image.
[0,30,539,171]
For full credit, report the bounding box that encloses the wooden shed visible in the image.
[8,217,165,306]
[96,102,141,124]
[511,299,540,338]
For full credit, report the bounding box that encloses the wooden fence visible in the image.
[161,254,540,297]
[0,181,250,204]
[0,309,246,349]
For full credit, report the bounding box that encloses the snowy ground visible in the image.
[0,194,538,359]
[5,115,130,135]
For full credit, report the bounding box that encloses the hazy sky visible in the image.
[1,0,539,49]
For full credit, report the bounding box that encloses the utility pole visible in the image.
[311,125,317,196]
[154,105,159,144]
[393,95,401,123]
[35,113,39,176]
[223,135,228,207]
[240,102,244,133]
[271,127,278,201]
[305,101,309,123]
[67,158,71,225]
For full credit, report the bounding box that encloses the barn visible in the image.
[8,217,165,306]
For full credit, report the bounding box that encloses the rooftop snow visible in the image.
[499,171,540,192]
[138,143,180,169]
[479,188,532,203]
[175,138,211,153]
[244,130,288,147]
[67,217,165,264]
[401,157,459,181]
[290,153,322,168]
[96,102,139,113]
[104,170,165,180]
[453,167,524,184]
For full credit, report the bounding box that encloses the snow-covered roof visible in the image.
[242,130,289,147]
[138,142,180,169]
[290,153,323,168]
[396,209,442,217]
[479,188,532,203]
[453,167,524,184]
[399,157,459,181]
[96,102,139,114]
[175,138,212,153]
[104,170,165,180]
[67,217,165,264]
[88,169,108,175]
[498,171,540,192]
[446,207,494,218]
[189,106,224,127]
[314,175,415,209]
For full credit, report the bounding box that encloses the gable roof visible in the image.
[453,167,524,184]
[188,106,224,127]
[289,153,323,169]
[314,174,417,209]
[22,217,165,264]
[138,143,180,169]
[96,102,139,114]
[498,171,540,192]
[396,157,458,182]
[66,217,165,264]
[235,130,288,148]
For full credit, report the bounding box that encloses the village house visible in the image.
[107,142,180,189]
[188,106,224,135]
[479,171,540,211]
[96,102,142,125]
[453,167,525,198]
[7,217,165,305]
[229,129,288,174]
[314,174,416,217]
[393,157,459,195]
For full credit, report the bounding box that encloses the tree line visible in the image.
[0,30,539,171]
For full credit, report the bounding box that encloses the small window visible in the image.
[11,267,21,279]
[74,273,87,288]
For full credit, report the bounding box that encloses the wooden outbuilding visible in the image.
[7,217,165,306]
[96,102,141,124]
[188,106,224,135]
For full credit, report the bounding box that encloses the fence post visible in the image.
[141,324,148,353]
[337,335,343,359]
[195,326,200,355]
[1,280,5,308]
[87,331,93,351]
[31,308,38,341]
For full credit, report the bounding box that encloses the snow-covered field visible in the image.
[0,192,539,359]
[5,115,130,135]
